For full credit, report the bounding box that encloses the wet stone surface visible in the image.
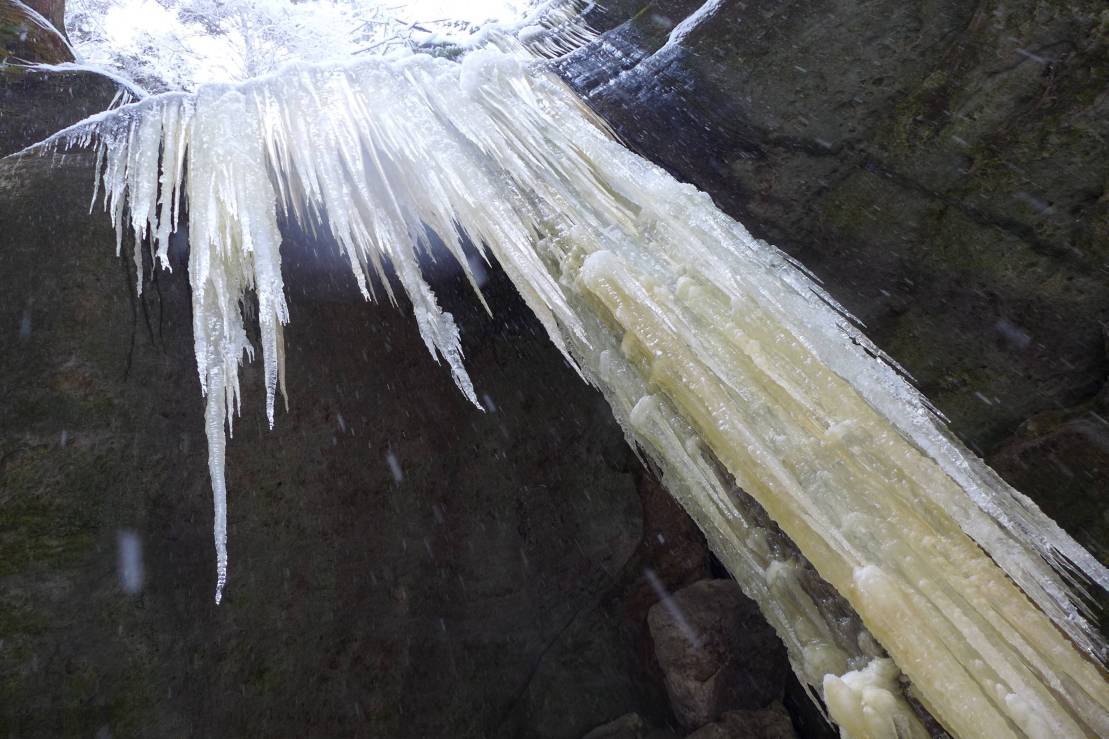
[647,580,789,729]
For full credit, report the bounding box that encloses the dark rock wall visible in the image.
[26,0,66,32]
[647,580,788,729]
[0,69,119,157]
[0,0,72,64]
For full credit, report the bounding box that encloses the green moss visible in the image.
[885,68,954,152]
[0,600,46,638]
[0,445,103,577]
[0,497,97,577]
[3,350,123,430]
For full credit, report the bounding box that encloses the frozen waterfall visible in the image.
[21,22,1109,739]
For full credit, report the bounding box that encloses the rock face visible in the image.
[0,0,72,65]
[580,712,679,739]
[990,374,1109,601]
[571,0,1109,467]
[686,709,796,739]
[648,580,789,728]
[0,68,121,157]
[26,0,65,31]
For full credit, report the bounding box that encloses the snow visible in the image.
[22,6,1109,734]
[64,0,592,90]
[116,530,145,594]
[660,0,722,53]
[26,62,150,99]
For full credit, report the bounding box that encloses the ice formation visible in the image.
[21,10,1109,738]
[824,658,930,739]
[60,0,596,91]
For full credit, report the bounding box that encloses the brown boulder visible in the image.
[1,0,73,64]
[648,580,789,728]
[685,709,796,739]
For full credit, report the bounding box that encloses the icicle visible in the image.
[824,658,930,739]
[20,27,1109,738]
[516,0,600,59]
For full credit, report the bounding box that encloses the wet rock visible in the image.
[501,463,710,738]
[26,0,65,31]
[0,67,121,157]
[685,708,796,739]
[623,468,710,623]
[1,0,73,65]
[582,713,647,739]
[580,712,680,739]
[782,671,838,739]
[648,580,788,728]
[990,369,1109,587]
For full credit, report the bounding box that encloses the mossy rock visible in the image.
[0,0,72,66]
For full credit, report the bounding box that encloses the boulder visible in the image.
[0,67,122,157]
[990,366,1109,608]
[685,708,796,739]
[1,0,72,64]
[580,712,680,739]
[648,580,789,728]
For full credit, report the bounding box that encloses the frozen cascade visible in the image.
[21,28,1109,739]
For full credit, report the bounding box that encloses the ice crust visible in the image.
[25,25,1109,738]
